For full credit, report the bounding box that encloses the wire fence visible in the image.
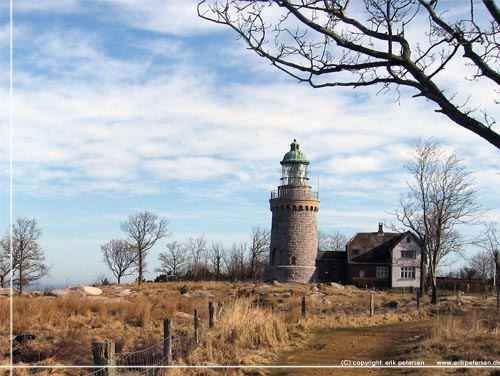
[6,292,426,376]
[87,339,169,376]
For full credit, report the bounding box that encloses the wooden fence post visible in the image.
[163,318,172,365]
[194,309,199,345]
[369,293,374,317]
[209,302,215,329]
[92,342,115,376]
[301,296,306,317]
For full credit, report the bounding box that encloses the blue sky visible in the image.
[0,1,499,287]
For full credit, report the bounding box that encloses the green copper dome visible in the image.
[280,139,310,165]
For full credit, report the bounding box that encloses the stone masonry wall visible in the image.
[267,188,319,283]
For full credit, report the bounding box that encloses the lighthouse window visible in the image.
[291,256,297,265]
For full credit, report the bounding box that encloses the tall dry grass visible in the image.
[417,307,500,363]
[0,282,434,375]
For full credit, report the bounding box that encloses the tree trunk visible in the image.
[431,281,438,305]
[419,254,426,298]
[430,265,438,305]
[138,252,143,285]
[496,262,500,309]
[18,265,23,296]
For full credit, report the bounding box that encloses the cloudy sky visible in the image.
[0,1,498,287]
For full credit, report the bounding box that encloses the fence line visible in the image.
[85,300,223,376]
[82,292,421,375]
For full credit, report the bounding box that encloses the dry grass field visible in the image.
[0,281,498,375]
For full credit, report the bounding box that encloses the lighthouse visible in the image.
[266,139,320,283]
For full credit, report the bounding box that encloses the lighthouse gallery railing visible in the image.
[271,188,318,200]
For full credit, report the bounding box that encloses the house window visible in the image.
[376,266,389,279]
[400,267,416,279]
[406,236,411,243]
[359,270,365,278]
[401,250,416,259]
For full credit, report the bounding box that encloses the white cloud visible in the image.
[98,0,222,35]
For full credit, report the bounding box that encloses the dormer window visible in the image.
[401,250,416,259]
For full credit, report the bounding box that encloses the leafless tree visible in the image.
[209,241,226,280]
[185,235,208,281]
[225,242,247,280]
[157,241,187,277]
[394,138,482,304]
[477,222,500,307]
[469,251,494,281]
[198,0,500,149]
[0,238,11,288]
[101,239,137,284]
[249,227,270,282]
[120,211,168,285]
[5,218,50,294]
[318,230,348,252]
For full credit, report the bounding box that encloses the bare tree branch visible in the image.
[121,211,168,285]
[198,0,500,149]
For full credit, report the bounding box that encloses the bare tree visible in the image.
[469,251,494,281]
[394,138,482,304]
[209,241,226,280]
[477,222,500,307]
[225,242,247,280]
[198,1,500,149]
[249,227,270,282]
[0,238,11,288]
[184,235,208,281]
[157,241,187,277]
[6,218,50,294]
[120,211,168,285]
[101,239,137,284]
[318,230,348,252]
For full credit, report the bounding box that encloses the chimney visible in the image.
[377,223,384,236]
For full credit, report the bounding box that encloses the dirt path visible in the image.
[268,320,433,376]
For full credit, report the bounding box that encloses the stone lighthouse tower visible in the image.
[266,139,320,283]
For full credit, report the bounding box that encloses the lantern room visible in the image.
[280,139,310,186]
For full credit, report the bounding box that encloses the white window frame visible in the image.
[401,250,416,259]
[376,266,389,279]
[400,267,415,279]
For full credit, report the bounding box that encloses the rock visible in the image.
[0,288,14,296]
[190,290,216,298]
[48,289,71,297]
[81,296,109,302]
[322,298,333,306]
[383,301,399,309]
[329,283,345,289]
[174,312,194,319]
[71,286,103,296]
[112,288,133,297]
[309,292,324,299]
